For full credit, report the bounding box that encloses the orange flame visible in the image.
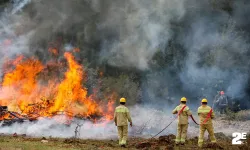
[0,50,114,123]
[50,52,99,117]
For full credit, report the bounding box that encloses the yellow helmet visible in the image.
[180,97,187,102]
[201,98,208,103]
[120,97,126,103]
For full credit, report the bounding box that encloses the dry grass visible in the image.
[221,109,250,121]
[235,110,250,120]
[0,135,138,150]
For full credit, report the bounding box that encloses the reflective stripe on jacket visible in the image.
[172,104,192,124]
[197,105,215,125]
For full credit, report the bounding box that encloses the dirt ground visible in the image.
[0,133,249,150]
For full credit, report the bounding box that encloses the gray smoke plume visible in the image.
[6,0,186,70]
[11,0,31,14]
[140,0,250,107]
[98,0,186,70]
[179,1,250,104]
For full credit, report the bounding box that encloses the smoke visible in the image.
[0,0,187,70]
[179,1,250,104]
[99,0,186,70]
[0,118,117,139]
[0,106,176,139]
[140,0,250,107]
[11,0,31,15]
[0,106,248,139]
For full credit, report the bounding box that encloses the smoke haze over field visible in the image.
[0,106,249,139]
[0,106,174,138]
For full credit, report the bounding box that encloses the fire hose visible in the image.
[131,106,200,146]
[149,109,213,140]
[150,106,187,138]
[150,107,199,139]
[190,115,199,125]
[150,116,176,138]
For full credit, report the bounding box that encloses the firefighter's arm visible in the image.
[126,109,133,127]
[186,107,192,116]
[197,108,200,115]
[127,111,132,123]
[172,106,178,114]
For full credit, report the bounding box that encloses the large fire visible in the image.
[0,49,115,125]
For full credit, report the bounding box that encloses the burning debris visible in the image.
[0,50,115,126]
[0,106,29,126]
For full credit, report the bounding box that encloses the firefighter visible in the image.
[198,98,216,147]
[114,97,132,147]
[214,91,228,114]
[172,97,192,145]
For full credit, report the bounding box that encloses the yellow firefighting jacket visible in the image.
[172,104,192,124]
[114,105,132,126]
[197,105,215,125]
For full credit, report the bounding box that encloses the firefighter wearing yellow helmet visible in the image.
[197,98,216,147]
[172,97,192,145]
[114,97,132,147]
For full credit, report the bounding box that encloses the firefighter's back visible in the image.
[176,104,191,124]
[115,105,129,126]
[198,105,214,124]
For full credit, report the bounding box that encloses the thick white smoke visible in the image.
[0,106,170,138]
[0,106,182,139]
[0,118,116,139]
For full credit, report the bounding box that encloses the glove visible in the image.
[130,122,133,127]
